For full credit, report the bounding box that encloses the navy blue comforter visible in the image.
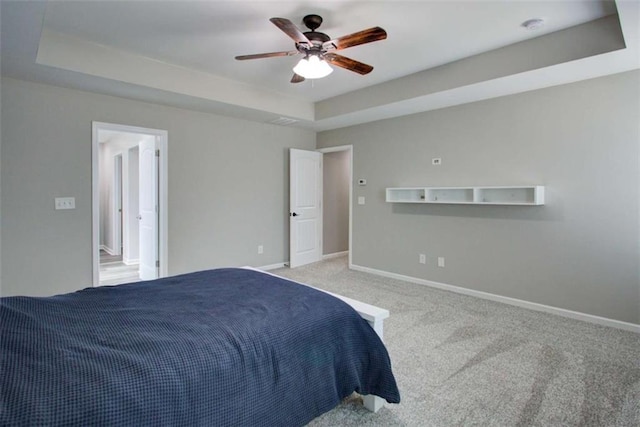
[1,268,399,426]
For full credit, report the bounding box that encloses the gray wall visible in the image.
[0,77,315,297]
[318,70,640,325]
[323,150,350,255]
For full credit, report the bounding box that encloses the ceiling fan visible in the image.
[235,14,387,83]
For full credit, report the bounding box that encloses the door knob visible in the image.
[290,212,299,217]
[136,215,142,220]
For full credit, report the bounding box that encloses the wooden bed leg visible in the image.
[363,395,384,412]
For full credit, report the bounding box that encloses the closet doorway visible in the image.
[288,145,352,268]
[318,145,352,266]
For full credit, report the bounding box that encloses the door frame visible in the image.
[112,153,123,256]
[122,145,140,265]
[317,145,353,268]
[92,121,169,286]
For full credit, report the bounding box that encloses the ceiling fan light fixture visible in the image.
[293,55,333,79]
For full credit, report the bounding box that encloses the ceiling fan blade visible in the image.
[270,17,311,46]
[324,53,373,75]
[235,51,298,60]
[291,73,305,84]
[323,27,387,51]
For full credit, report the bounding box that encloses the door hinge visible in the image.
[155,149,160,157]
[156,260,160,268]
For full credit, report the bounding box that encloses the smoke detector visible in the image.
[522,18,545,30]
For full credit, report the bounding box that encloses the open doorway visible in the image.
[92,122,168,286]
[288,146,352,268]
[98,140,140,285]
[319,146,352,266]
[289,149,323,268]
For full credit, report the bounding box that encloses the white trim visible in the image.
[158,133,169,279]
[112,153,123,256]
[256,262,287,271]
[350,264,640,333]
[92,121,169,287]
[322,251,348,260]
[317,145,353,268]
[121,146,139,268]
[100,245,116,256]
[122,258,140,266]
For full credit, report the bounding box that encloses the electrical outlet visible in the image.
[438,257,445,268]
[258,245,264,254]
[419,254,426,264]
[432,158,442,165]
[55,197,75,210]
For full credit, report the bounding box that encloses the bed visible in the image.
[1,267,400,426]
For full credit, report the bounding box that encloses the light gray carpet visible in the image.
[272,256,640,426]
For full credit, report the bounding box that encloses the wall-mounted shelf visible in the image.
[386,186,544,205]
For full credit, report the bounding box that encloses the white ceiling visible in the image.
[39,0,616,101]
[1,1,638,131]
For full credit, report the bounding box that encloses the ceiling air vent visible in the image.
[269,117,298,126]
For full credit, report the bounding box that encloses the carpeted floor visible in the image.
[272,256,640,426]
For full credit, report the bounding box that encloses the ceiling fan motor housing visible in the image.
[302,14,323,31]
[304,31,330,44]
[298,14,330,53]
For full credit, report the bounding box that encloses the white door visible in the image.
[290,148,322,268]
[139,138,158,280]
[113,154,123,256]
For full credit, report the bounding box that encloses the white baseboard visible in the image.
[100,245,116,256]
[260,253,347,270]
[261,253,347,271]
[257,262,287,271]
[323,251,348,260]
[350,263,639,334]
[123,258,139,266]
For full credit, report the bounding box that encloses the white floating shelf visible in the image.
[386,186,545,205]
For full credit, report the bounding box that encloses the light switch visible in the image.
[55,197,76,210]
[358,196,365,205]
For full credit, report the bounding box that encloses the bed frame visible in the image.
[322,290,389,413]
[251,268,389,413]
